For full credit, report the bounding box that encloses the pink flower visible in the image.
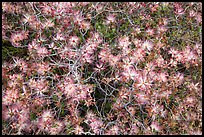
[43,19,55,28]
[122,66,139,81]
[149,3,159,12]
[159,72,168,82]
[69,36,79,46]
[187,82,199,91]
[74,125,84,135]
[90,120,103,134]
[133,48,145,62]
[3,88,19,105]
[10,31,29,46]
[64,84,77,98]
[146,28,154,36]
[134,27,141,34]
[37,46,49,57]
[145,62,155,72]
[106,14,115,24]
[93,4,104,12]
[94,61,106,72]
[92,32,103,44]
[37,62,50,75]
[54,33,65,41]
[196,12,202,23]
[86,111,96,122]
[189,10,196,17]
[142,40,153,51]
[176,7,184,15]
[2,2,15,13]
[108,54,120,67]
[82,52,94,63]
[108,125,119,135]
[150,122,161,132]
[22,14,33,23]
[169,59,177,67]
[28,40,39,52]
[155,55,165,67]
[40,3,53,15]
[157,26,167,34]
[174,3,185,15]
[136,74,152,91]
[118,36,131,50]
[133,38,142,48]
[36,79,49,95]
[50,121,65,135]
[2,104,10,120]
[41,110,53,122]
[135,92,149,104]
[74,14,84,25]
[159,90,172,99]
[98,49,110,62]
[80,21,90,30]
[173,72,184,86]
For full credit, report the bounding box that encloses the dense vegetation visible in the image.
[2,2,202,135]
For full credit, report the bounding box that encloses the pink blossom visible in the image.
[146,28,154,36]
[10,31,29,46]
[37,46,49,57]
[174,72,184,85]
[94,61,106,72]
[74,125,84,135]
[50,121,65,135]
[108,125,119,135]
[43,19,55,28]
[93,4,104,12]
[22,14,33,23]
[80,21,90,30]
[142,40,153,51]
[135,92,149,104]
[74,14,84,25]
[54,33,65,41]
[64,84,77,98]
[145,62,155,72]
[150,121,161,132]
[41,110,53,122]
[90,120,103,134]
[69,36,79,46]
[169,58,177,67]
[37,62,50,75]
[28,40,39,52]
[196,13,202,23]
[86,111,96,122]
[159,90,172,99]
[155,56,165,67]
[118,36,131,50]
[157,26,167,34]
[133,48,145,62]
[134,27,141,34]
[109,54,120,67]
[106,14,115,24]
[98,49,110,62]
[136,74,152,91]
[189,10,196,17]
[133,38,142,48]
[159,72,168,82]
[175,52,184,62]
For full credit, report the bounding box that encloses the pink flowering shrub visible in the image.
[2,2,202,135]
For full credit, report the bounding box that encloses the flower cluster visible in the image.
[2,2,202,135]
